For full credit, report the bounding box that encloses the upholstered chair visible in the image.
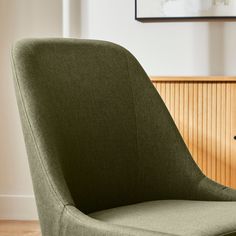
[12,39,236,236]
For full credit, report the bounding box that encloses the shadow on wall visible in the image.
[67,0,82,37]
[208,22,225,76]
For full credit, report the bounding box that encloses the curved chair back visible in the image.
[12,39,202,215]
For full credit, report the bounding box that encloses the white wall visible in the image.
[0,0,62,220]
[80,0,236,76]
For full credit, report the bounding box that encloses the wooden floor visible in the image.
[0,221,41,236]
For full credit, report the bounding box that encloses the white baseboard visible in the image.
[0,194,38,220]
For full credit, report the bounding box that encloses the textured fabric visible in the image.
[90,200,236,236]
[11,38,236,236]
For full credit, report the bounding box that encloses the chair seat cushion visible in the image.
[89,200,236,236]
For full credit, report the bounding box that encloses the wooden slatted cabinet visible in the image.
[151,77,236,189]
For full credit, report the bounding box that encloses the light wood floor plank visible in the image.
[0,220,41,236]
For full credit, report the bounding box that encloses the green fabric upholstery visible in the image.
[90,200,236,236]
[11,38,236,236]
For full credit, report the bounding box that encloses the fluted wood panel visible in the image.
[152,77,236,188]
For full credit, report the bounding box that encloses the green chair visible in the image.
[12,38,236,236]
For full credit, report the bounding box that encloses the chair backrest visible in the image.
[12,39,203,214]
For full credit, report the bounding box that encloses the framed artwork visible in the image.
[135,0,236,21]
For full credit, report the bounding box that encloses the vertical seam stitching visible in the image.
[124,51,140,194]
[58,203,72,236]
[58,205,66,236]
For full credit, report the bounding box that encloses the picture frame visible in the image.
[135,0,236,21]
